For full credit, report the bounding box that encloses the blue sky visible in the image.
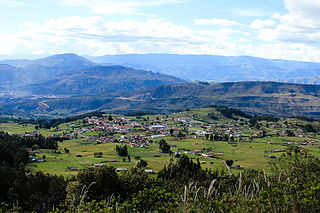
[0,0,320,61]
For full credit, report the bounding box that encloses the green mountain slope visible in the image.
[3,81,320,119]
[23,66,186,95]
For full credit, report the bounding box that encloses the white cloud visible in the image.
[233,8,269,17]
[284,0,320,19]
[194,18,241,26]
[0,0,32,6]
[252,0,320,45]
[243,43,320,62]
[250,19,277,29]
[1,16,320,62]
[0,16,244,56]
[62,0,186,15]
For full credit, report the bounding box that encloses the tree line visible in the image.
[0,132,58,167]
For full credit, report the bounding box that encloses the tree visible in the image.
[137,159,148,168]
[159,139,170,153]
[177,131,184,139]
[64,147,70,154]
[108,115,113,121]
[32,144,39,151]
[170,129,174,136]
[226,159,234,167]
[205,134,209,140]
[77,166,120,201]
[116,145,128,156]
[249,118,257,127]
[94,152,103,158]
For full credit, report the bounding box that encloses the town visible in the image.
[2,106,319,176]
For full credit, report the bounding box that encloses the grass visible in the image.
[1,109,319,177]
[24,134,320,177]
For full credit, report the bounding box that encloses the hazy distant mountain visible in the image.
[0,59,32,67]
[0,53,95,84]
[0,64,23,87]
[282,76,320,84]
[24,65,186,95]
[87,54,320,83]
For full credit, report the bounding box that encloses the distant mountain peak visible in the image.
[34,53,94,67]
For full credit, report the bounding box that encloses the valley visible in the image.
[2,0,320,211]
[1,106,319,177]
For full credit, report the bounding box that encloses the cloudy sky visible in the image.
[1,0,320,61]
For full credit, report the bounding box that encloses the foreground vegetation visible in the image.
[1,149,320,212]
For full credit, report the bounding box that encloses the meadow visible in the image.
[1,107,319,177]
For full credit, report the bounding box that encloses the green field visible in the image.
[1,107,320,177]
[22,137,320,177]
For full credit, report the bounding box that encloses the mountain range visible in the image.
[1,53,320,119]
[87,54,320,83]
[0,53,184,97]
[2,81,320,119]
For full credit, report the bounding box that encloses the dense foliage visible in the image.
[212,105,252,119]
[1,149,319,212]
[0,132,58,167]
[115,145,128,156]
[159,139,171,153]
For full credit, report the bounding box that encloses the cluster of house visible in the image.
[286,141,316,146]
[68,165,155,174]
[124,134,154,149]
[20,131,39,137]
[97,136,122,143]
[182,150,224,158]
[85,116,145,133]
[28,151,44,162]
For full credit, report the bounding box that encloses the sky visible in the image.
[1,0,320,61]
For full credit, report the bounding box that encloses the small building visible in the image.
[68,167,79,171]
[233,165,244,170]
[150,125,165,130]
[151,134,166,139]
[195,130,207,135]
[93,163,106,166]
[108,159,119,162]
[144,169,154,174]
[116,168,128,172]
[36,158,44,162]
